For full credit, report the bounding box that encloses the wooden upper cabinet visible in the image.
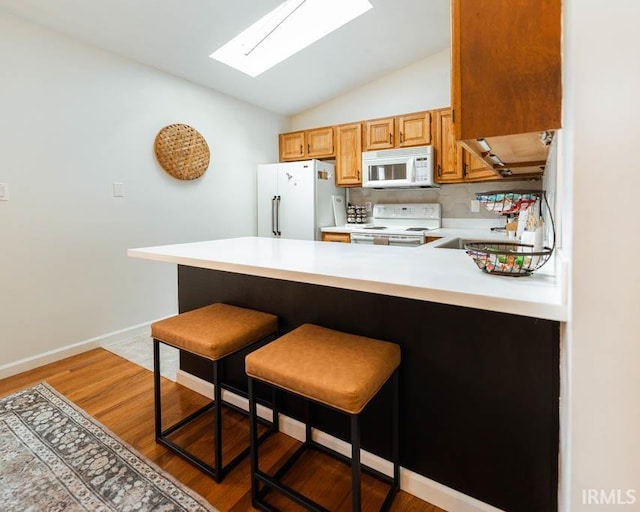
[396,112,431,147]
[452,0,561,139]
[363,111,431,151]
[433,109,461,183]
[463,150,499,182]
[335,123,363,187]
[364,118,395,150]
[451,0,561,176]
[279,131,305,161]
[280,111,431,166]
[279,127,335,161]
[434,108,500,184]
[306,127,334,158]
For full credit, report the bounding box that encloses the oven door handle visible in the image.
[387,236,424,246]
[351,234,423,246]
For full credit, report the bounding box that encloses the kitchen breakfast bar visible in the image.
[128,237,566,512]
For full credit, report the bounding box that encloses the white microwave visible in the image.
[362,145,435,188]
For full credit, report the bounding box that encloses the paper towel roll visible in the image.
[516,208,529,239]
[521,228,543,251]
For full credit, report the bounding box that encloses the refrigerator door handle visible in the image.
[271,196,277,236]
[276,195,281,236]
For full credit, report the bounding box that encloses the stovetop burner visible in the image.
[405,227,430,231]
[362,226,387,230]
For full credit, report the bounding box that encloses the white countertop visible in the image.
[128,236,567,321]
[321,225,356,233]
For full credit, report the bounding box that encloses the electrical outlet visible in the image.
[365,201,372,212]
[470,199,480,213]
[113,182,124,197]
[0,182,8,201]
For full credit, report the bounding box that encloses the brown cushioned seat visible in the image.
[245,324,400,414]
[151,303,278,361]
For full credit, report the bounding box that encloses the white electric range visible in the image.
[350,203,441,247]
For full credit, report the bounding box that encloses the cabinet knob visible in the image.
[400,132,404,143]
[389,133,392,145]
[307,143,310,153]
[437,164,442,177]
[300,144,303,154]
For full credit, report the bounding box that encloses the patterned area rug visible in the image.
[0,383,217,512]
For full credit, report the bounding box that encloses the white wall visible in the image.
[563,1,640,510]
[291,49,450,130]
[0,12,288,369]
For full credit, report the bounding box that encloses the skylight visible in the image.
[210,0,373,77]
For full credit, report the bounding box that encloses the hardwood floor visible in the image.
[0,349,445,512]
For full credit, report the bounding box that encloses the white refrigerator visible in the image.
[257,160,343,240]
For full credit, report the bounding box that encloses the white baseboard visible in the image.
[0,320,158,380]
[399,472,505,512]
[176,369,505,512]
[100,324,152,347]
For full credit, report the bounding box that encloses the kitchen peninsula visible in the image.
[129,237,563,512]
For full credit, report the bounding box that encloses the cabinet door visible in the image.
[463,151,500,181]
[279,131,305,161]
[397,112,431,147]
[451,0,561,140]
[307,127,334,158]
[336,124,362,186]
[434,109,462,183]
[364,118,395,150]
[321,232,351,243]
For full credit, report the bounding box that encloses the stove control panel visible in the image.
[373,203,441,220]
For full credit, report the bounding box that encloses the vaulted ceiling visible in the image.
[0,0,450,115]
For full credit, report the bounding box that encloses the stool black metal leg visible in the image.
[153,339,162,441]
[152,330,278,485]
[305,399,313,444]
[351,414,361,512]
[213,359,223,483]
[392,369,400,488]
[248,378,259,506]
[271,386,279,433]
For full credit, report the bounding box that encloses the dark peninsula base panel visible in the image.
[177,266,559,512]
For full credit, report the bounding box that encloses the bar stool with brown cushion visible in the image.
[245,323,401,511]
[151,303,279,483]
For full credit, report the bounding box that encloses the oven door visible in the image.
[351,233,379,245]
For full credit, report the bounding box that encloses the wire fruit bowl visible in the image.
[464,242,553,277]
[476,191,538,215]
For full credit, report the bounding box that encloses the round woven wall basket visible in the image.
[154,124,210,180]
